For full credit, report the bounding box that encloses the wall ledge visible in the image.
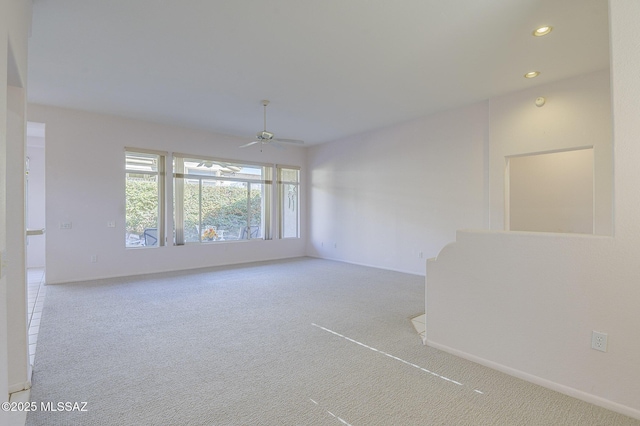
[457,228,613,241]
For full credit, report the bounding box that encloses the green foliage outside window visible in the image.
[126,176,158,235]
[182,182,262,241]
[126,177,261,240]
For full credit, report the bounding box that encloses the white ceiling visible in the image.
[27,0,610,145]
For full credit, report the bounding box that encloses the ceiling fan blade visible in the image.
[239,141,260,148]
[273,138,304,145]
[245,100,303,148]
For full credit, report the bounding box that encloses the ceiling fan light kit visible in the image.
[239,100,304,149]
[257,130,274,140]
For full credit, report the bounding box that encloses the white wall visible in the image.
[426,1,640,419]
[0,0,32,416]
[307,102,488,275]
[27,137,46,268]
[508,148,594,234]
[6,86,29,393]
[27,105,307,284]
[307,70,611,275]
[490,70,612,235]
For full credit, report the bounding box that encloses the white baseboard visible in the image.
[46,254,308,285]
[426,339,640,421]
[8,379,31,395]
[306,254,425,277]
[8,363,33,395]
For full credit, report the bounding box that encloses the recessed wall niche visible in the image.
[507,148,594,234]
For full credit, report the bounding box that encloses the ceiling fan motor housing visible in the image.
[257,131,274,140]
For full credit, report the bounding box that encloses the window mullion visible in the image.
[157,156,165,246]
[246,182,251,239]
[199,178,203,242]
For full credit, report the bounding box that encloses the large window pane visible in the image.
[278,167,299,238]
[183,179,201,242]
[203,181,248,241]
[281,182,298,238]
[173,156,271,244]
[249,183,263,239]
[125,151,164,248]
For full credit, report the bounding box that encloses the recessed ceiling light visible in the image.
[533,26,553,37]
[524,71,540,79]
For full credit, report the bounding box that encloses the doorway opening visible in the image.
[26,121,46,366]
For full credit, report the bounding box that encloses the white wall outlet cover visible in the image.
[591,331,608,352]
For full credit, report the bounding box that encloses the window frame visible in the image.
[277,165,301,239]
[172,153,273,245]
[125,148,166,248]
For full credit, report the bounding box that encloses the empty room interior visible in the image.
[2,0,640,424]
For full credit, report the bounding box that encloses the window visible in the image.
[173,155,272,244]
[125,150,165,247]
[278,166,300,238]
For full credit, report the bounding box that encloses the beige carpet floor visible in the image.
[27,257,639,425]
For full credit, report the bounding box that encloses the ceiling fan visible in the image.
[239,100,304,149]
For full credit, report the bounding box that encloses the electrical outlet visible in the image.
[107,221,116,228]
[591,331,608,352]
[90,255,97,263]
[59,222,72,229]
[418,252,424,259]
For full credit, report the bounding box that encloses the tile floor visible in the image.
[7,268,46,426]
[27,268,46,366]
